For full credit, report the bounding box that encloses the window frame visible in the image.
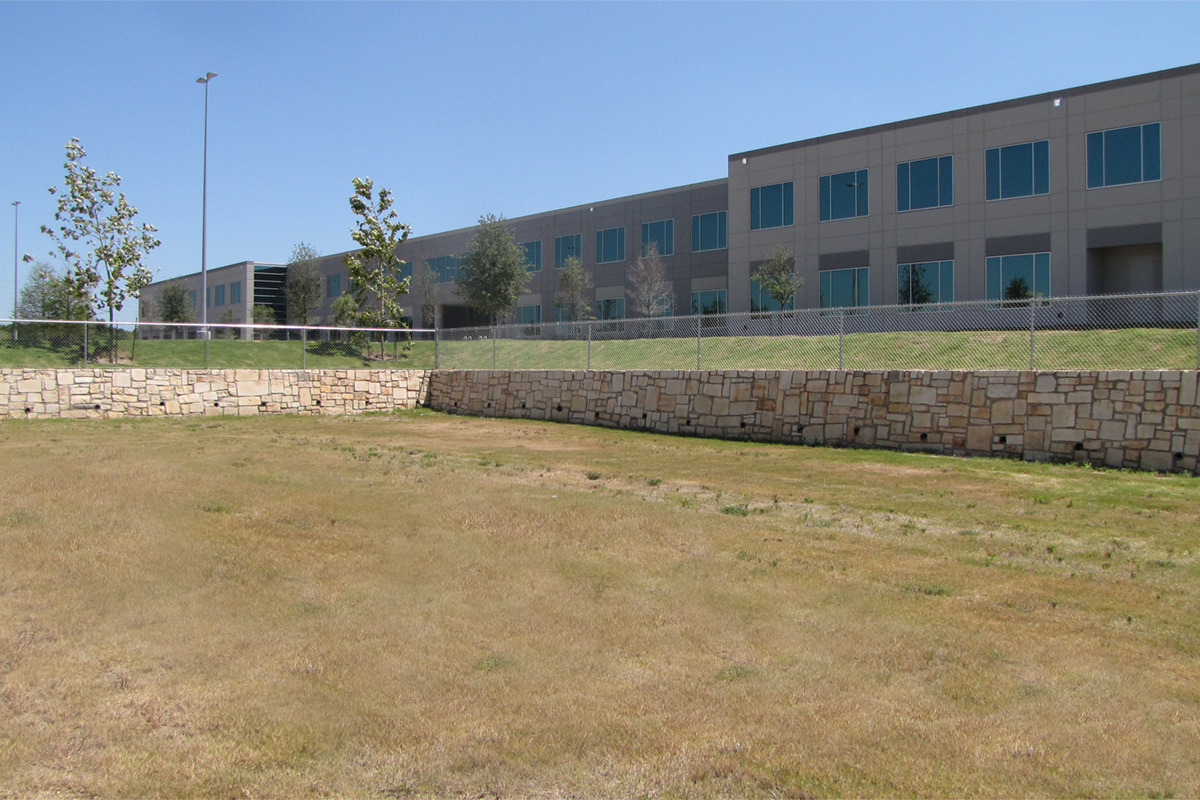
[985,140,1050,201]
[986,252,1051,305]
[750,182,794,230]
[896,260,954,308]
[819,169,869,222]
[595,226,626,264]
[1086,122,1161,189]
[750,279,794,314]
[690,288,727,316]
[897,156,953,212]
[641,219,674,257]
[229,281,242,305]
[428,255,463,284]
[521,240,542,272]
[819,267,870,310]
[691,211,727,252]
[555,234,582,269]
[326,274,342,299]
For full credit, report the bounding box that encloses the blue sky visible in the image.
[2,1,1199,317]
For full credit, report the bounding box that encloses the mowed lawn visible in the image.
[1,411,1198,798]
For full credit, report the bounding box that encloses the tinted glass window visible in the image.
[898,156,952,211]
[521,241,541,272]
[820,170,868,221]
[641,219,674,257]
[986,141,1049,200]
[897,260,953,305]
[751,279,793,312]
[690,289,727,315]
[750,183,793,230]
[692,211,727,251]
[1087,123,1161,188]
[596,227,626,263]
[819,267,869,308]
[986,252,1051,301]
[555,234,582,268]
[428,255,462,283]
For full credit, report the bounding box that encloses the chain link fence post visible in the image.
[1029,299,1037,371]
[492,326,497,369]
[838,310,845,370]
[587,321,592,370]
[301,327,307,369]
[696,315,702,370]
[434,326,440,369]
[1196,291,1199,370]
[82,322,87,367]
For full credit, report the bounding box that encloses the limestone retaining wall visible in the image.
[3,367,1197,473]
[427,369,1200,473]
[0,368,430,419]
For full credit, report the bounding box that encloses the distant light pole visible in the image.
[11,200,18,340]
[197,71,217,338]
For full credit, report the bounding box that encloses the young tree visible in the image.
[156,279,193,336]
[555,256,594,323]
[752,244,803,313]
[251,304,276,340]
[417,259,439,330]
[456,213,530,325]
[345,177,412,358]
[18,262,89,321]
[629,241,672,318]
[39,138,160,362]
[286,242,324,325]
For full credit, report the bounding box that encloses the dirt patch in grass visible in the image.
[1,411,1198,798]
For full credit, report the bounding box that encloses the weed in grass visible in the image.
[715,664,758,682]
[906,584,950,596]
[721,504,751,517]
[200,501,231,514]
[646,477,662,487]
[586,471,602,480]
[473,654,516,673]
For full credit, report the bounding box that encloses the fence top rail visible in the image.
[0,318,437,335]
[2,288,1197,332]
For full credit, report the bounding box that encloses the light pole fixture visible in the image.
[197,72,217,338]
[11,200,18,340]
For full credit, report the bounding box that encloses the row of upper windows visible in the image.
[202,281,243,308]
[411,213,728,282]
[750,122,1162,230]
[521,212,729,272]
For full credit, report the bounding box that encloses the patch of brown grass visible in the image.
[1,411,1197,797]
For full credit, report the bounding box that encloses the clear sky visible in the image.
[2,1,1199,317]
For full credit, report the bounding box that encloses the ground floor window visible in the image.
[751,279,794,313]
[691,289,727,316]
[819,267,869,309]
[986,252,1050,304]
[897,260,953,307]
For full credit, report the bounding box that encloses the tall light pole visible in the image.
[11,200,18,341]
[197,72,217,339]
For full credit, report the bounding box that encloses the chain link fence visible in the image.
[1,290,1197,371]
[437,290,1200,372]
[0,320,437,370]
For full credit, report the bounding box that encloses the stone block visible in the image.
[1052,404,1077,429]
[1140,450,1175,472]
[966,425,993,451]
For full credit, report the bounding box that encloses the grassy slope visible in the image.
[0,411,1197,797]
[0,327,1195,370]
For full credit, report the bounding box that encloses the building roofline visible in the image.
[728,62,1200,162]
[397,177,729,245]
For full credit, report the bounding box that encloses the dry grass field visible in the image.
[1,410,1198,798]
